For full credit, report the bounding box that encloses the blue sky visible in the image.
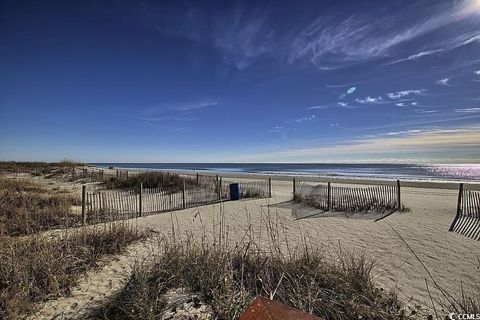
[1,0,480,163]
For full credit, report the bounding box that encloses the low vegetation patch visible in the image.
[0,161,82,175]
[0,221,145,320]
[103,171,199,191]
[0,177,80,236]
[93,239,403,320]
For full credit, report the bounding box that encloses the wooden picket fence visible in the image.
[81,177,271,224]
[449,184,480,240]
[221,178,271,199]
[293,179,400,214]
[72,167,105,182]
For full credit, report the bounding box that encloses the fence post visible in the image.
[293,178,296,200]
[72,166,75,180]
[116,170,119,179]
[268,178,272,198]
[182,178,186,209]
[219,177,222,200]
[100,170,104,181]
[139,183,143,217]
[449,183,464,231]
[196,172,199,184]
[327,182,331,211]
[126,171,129,179]
[396,180,401,209]
[216,175,220,200]
[81,185,86,225]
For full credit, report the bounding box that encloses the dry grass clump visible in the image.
[103,172,198,191]
[0,177,80,236]
[94,239,403,320]
[0,160,82,175]
[0,221,145,320]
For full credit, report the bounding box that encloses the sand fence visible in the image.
[449,183,480,240]
[292,178,401,219]
[81,175,271,224]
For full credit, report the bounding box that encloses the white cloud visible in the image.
[388,49,443,64]
[455,107,480,113]
[475,70,480,75]
[387,30,480,65]
[139,116,197,122]
[288,2,478,70]
[411,102,418,106]
[387,89,426,99]
[306,105,328,110]
[395,102,406,107]
[147,3,272,70]
[355,96,386,104]
[172,100,219,111]
[270,128,480,159]
[291,115,316,123]
[337,102,348,107]
[415,109,437,114]
[140,99,219,122]
[436,78,451,86]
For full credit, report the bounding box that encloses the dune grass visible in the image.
[0,177,80,236]
[93,241,403,320]
[103,171,199,192]
[0,160,82,175]
[0,221,145,320]
[92,210,404,320]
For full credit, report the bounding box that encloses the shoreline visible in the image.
[93,165,480,190]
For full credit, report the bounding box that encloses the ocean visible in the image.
[92,163,480,182]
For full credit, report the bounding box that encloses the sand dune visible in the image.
[25,176,479,319]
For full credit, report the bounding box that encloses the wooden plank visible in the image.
[182,179,186,209]
[450,183,464,231]
[139,183,143,217]
[81,185,86,225]
[239,296,323,320]
[327,182,331,211]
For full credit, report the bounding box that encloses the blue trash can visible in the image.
[229,183,241,200]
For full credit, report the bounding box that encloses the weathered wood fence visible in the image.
[293,179,401,214]
[449,183,480,240]
[81,176,271,224]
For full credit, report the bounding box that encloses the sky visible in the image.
[1,0,480,163]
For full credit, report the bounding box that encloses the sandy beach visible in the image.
[14,170,477,319]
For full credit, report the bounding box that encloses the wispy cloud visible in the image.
[144,1,479,71]
[436,78,452,86]
[287,2,479,70]
[290,115,316,123]
[170,100,219,111]
[387,49,443,65]
[455,107,480,113]
[395,102,406,107]
[414,109,437,114]
[387,89,426,99]
[139,116,197,122]
[140,99,219,122]
[388,31,480,65]
[355,96,388,104]
[145,2,272,70]
[266,128,480,160]
[306,105,328,110]
[475,70,480,75]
